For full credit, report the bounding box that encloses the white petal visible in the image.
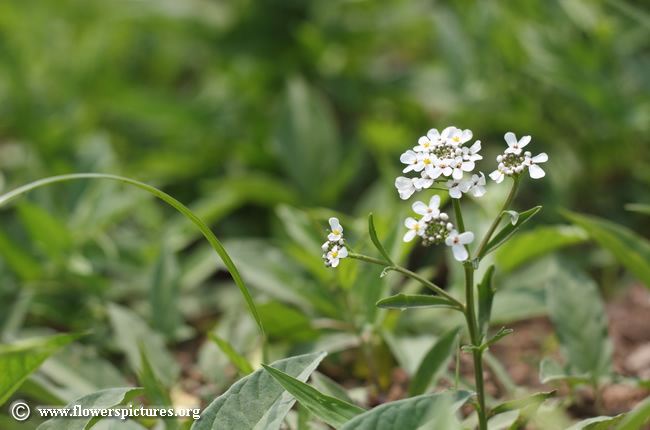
[428,195,441,209]
[518,135,531,148]
[412,201,428,215]
[462,160,475,171]
[532,152,548,163]
[427,128,441,140]
[472,185,487,197]
[459,180,473,193]
[453,168,463,180]
[330,257,340,267]
[452,244,469,261]
[404,217,418,228]
[403,229,417,242]
[528,164,546,179]
[329,218,340,231]
[504,132,517,147]
[449,187,462,199]
[470,141,481,152]
[338,247,348,259]
[400,150,417,164]
[458,231,474,245]
[489,170,502,181]
[441,126,457,138]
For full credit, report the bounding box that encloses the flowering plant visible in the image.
[322,126,550,429]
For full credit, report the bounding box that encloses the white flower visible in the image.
[419,153,438,178]
[413,136,434,153]
[413,173,433,190]
[449,128,473,146]
[489,163,506,184]
[469,173,487,197]
[403,217,425,242]
[400,150,421,173]
[504,132,531,155]
[526,153,548,179]
[395,176,418,200]
[445,230,474,261]
[451,156,475,180]
[327,245,348,267]
[412,195,441,221]
[462,141,483,162]
[429,158,454,179]
[327,217,344,241]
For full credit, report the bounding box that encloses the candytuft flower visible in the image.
[490,133,548,183]
[322,217,348,267]
[445,230,474,261]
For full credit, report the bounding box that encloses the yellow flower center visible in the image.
[423,158,432,164]
[333,230,340,236]
[331,250,339,258]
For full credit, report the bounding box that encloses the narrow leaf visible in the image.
[539,357,590,385]
[463,327,514,353]
[208,333,253,375]
[409,327,460,396]
[339,391,472,430]
[616,395,650,429]
[488,391,557,417]
[261,364,365,428]
[311,371,355,405]
[480,206,542,258]
[624,203,650,215]
[566,414,627,430]
[562,209,650,288]
[0,332,86,406]
[376,294,462,311]
[37,387,144,430]
[192,352,326,430]
[368,213,394,265]
[477,265,496,342]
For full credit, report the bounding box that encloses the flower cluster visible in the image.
[402,195,474,261]
[489,133,548,183]
[321,217,348,267]
[395,126,485,200]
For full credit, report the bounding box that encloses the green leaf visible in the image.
[0,332,86,406]
[376,294,462,311]
[488,391,557,417]
[566,414,627,430]
[192,352,326,430]
[338,391,472,430]
[17,201,73,260]
[463,327,513,353]
[261,364,365,428]
[562,209,650,288]
[409,327,460,396]
[207,333,253,375]
[150,239,182,338]
[0,229,43,281]
[310,371,355,405]
[0,174,265,337]
[478,265,496,342]
[107,304,180,387]
[495,225,588,272]
[538,357,590,385]
[480,206,542,259]
[256,301,321,342]
[624,203,650,215]
[368,213,394,265]
[616,395,650,429]
[37,387,144,430]
[137,343,172,408]
[545,259,613,381]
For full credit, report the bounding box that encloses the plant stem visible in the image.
[348,252,464,309]
[463,264,488,430]
[474,176,520,260]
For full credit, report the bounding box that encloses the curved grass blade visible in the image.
[409,327,460,396]
[368,213,394,265]
[0,174,264,337]
[376,294,462,311]
[261,364,365,428]
[488,390,557,418]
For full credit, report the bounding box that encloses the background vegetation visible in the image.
[1,0,649,428]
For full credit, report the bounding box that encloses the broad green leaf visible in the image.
[562,209,650,288]
[339,391,472,430]
[477,265,496,342]
[17,201,73,260]
[495,225,588,272]
[0,332,86,406]
[566,414,627,430]
[409,327,460,396]
[192,351,326,430]
[256,301,320,342]
[376,294,461,311]
[37,387,144,430]
[208,333,253,375]
[488,391,557,417]
[616,395,650,429]
[545,260,613,381]
[261,364,365,428]
[368,213,394,265]
[150,239,182,338]
[538,357,590,385]
[480,206,542,259]
[107,304,180,387]
[0,174,265,337]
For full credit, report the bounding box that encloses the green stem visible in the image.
[474,176,520,260]
[452,198,466,233]
[463,264,488,430]
[0,173,265,337]
[348,252,464,309]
